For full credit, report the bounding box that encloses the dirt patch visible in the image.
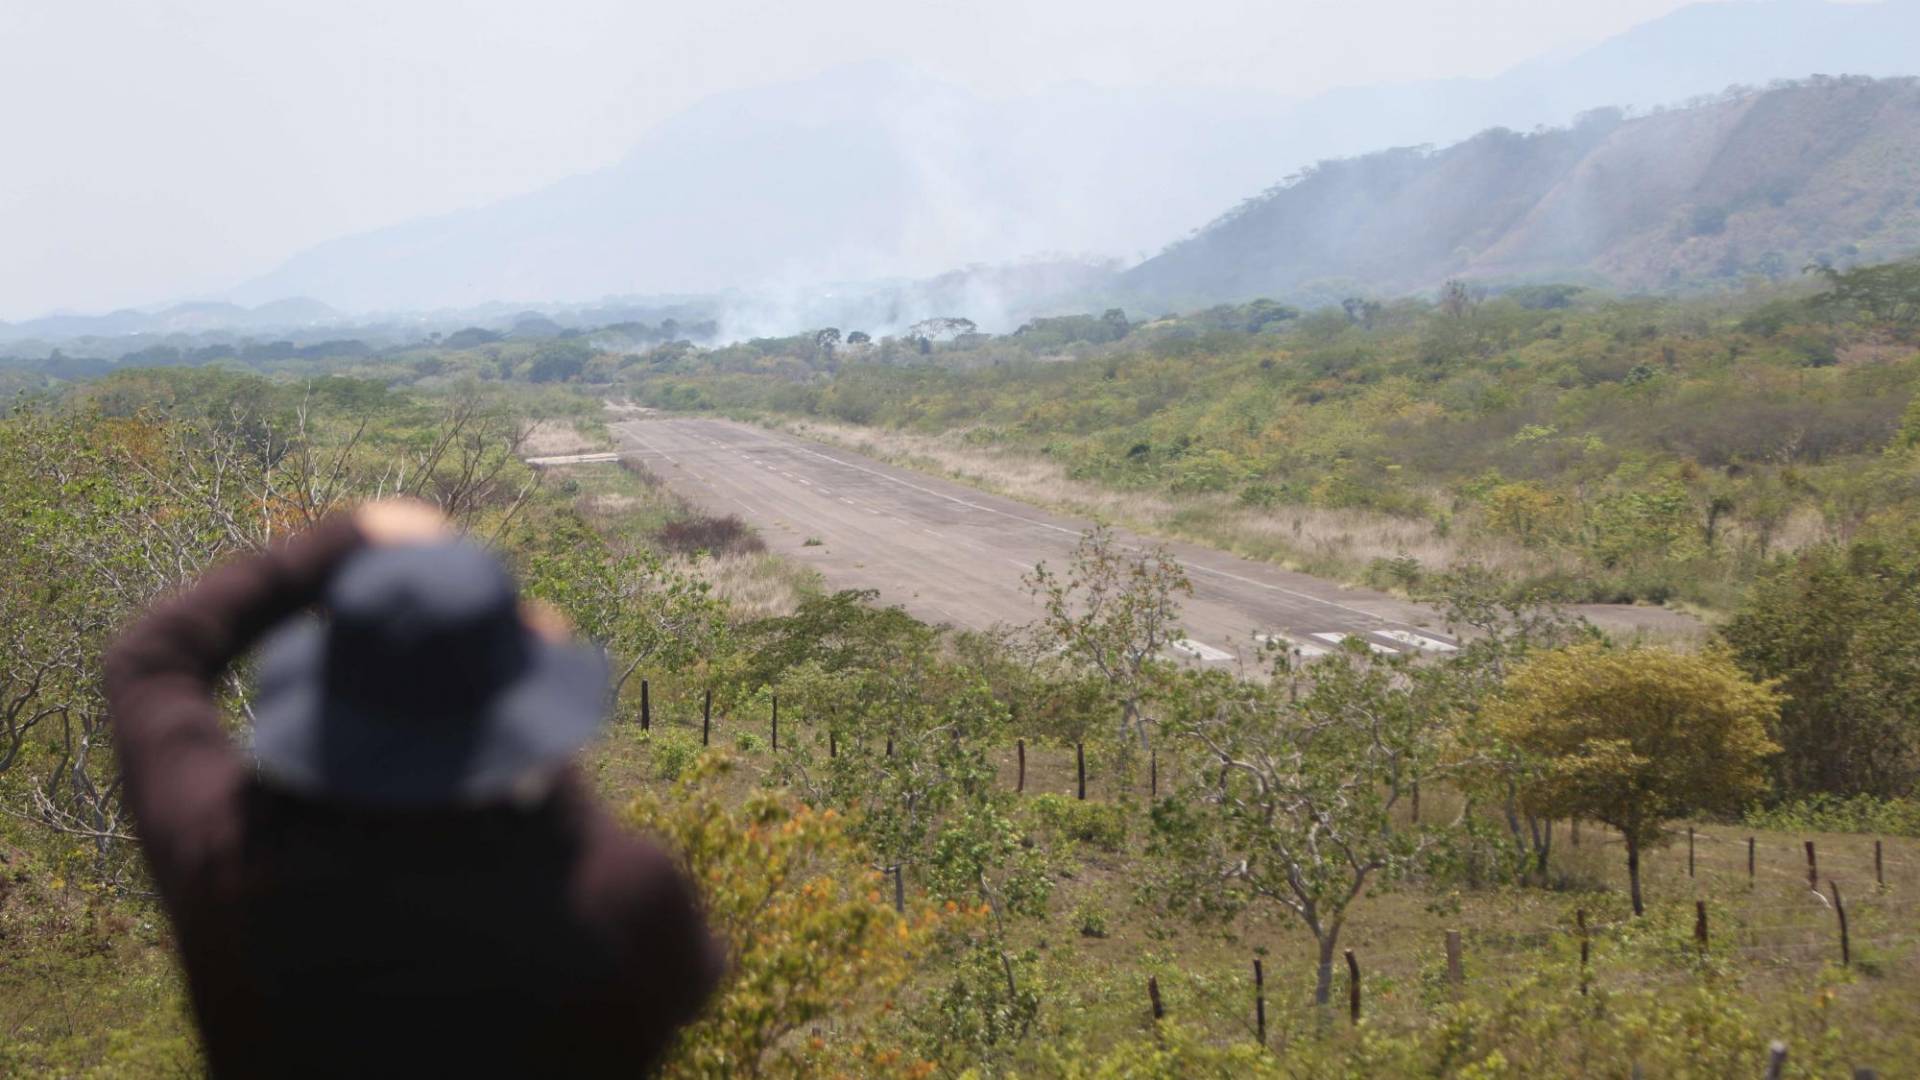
[655,514,767,557]
[521,420,605,457]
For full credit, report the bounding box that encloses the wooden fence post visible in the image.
[1748,836,1756,883]
[1147,976,1165,1023]
[892,864,905,914]
[1076,743,1087,801]
[771,695,778,751]
[1765,1041,1787,1080]
[1345,950,1361,1026]
[1576,908,1590,995]
[886,735,893,757]
[1831,879,1850,967]
[1806,840,1819,891]
[1445,930,1464,999]
[701,688,711,746]
[1694,900,1709,955]
[1253,958,1267,1046]
[1150,750,1158,799]
[1688,827,1695,878]
[829,729,837,759]
[1875,840,1885,889]
[640,679,650,731]
[1016,739,1026,793]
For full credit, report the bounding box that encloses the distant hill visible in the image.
[1124,77,1920,305]
[0,297,345,344]
[229,1,1920,315]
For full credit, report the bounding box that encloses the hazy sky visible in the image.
[0,0,1710,320]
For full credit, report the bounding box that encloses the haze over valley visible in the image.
[11,3,1920,1076]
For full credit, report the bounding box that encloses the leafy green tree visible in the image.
[1422,566,1595,881]
[769,637,1051,1067]
[1491,643,1781,914]
[520,518,727,718]
[1722,537,1920,797]
[1811,257,1920,340]
[1025,526,1191,754]
[1152,644,1440,1007]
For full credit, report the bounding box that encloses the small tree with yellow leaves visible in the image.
[1491,644,1781,915]
[628,756,939,1077]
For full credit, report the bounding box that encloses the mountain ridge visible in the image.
[227,1,1920,314]
[1124,76,1920,306]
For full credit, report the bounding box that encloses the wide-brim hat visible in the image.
[251,540,609,807]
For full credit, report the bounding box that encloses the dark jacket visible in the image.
[103,517,721,1077]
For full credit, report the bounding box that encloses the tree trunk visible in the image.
[1313,931,1340,1007]
[1627,836,1645,916]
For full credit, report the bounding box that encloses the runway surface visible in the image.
[602,416,1488,666]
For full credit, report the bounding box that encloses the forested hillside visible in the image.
[1127,77,1920,307]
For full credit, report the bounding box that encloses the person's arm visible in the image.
[103,515,369,894]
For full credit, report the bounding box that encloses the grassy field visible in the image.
[592,719,1920,1072]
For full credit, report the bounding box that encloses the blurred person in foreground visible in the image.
[104,499,721,1077]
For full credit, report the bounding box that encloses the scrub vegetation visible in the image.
[4,259,1920,1075]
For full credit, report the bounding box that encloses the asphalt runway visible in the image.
[602,416,1505,666]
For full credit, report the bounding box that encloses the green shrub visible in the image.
[643,727,703,781]
[1745,794,1920,837]
[1026,794,1128,852]
[1073,900,1110,939]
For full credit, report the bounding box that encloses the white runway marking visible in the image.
[1255,633,1330,658]
[524,451,621,466]
[1313,632,1397,655]
[1172,638,1234,662]
[1376,630,1457,652]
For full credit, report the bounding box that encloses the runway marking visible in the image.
[1172,638,1235,662]
[1255,633,1330,658]
[1313,632,1397,655]
[524,451,621,466]
[1376,630,1457,652]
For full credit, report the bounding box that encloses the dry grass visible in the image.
[687,551,818,620]
[783,419,1574,585]
[521,419,611,457]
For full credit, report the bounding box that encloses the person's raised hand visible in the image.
[520,599,575,643]
[353,498,451,547]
